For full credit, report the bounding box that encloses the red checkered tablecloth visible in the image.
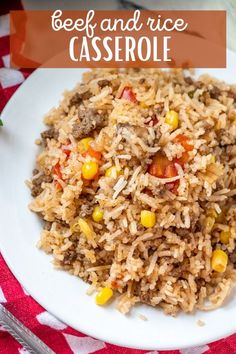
[0,2,236,353]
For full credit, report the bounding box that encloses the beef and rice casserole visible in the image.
[28,68,236,315]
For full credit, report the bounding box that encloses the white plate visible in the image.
[1,51,236,350]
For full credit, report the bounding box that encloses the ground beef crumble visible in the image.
[209,85,221,100]
[228,90,236,102]
[98,79,111,88]
[69,90,93,107]
[41,128,59,145]
[72,108,107,139]
[44,221,52,231]
[31,174,53,197]
[184,76,194,85]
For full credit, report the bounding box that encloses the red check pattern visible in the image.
[0,2,236,353]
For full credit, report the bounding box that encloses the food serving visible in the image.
[28,68,236,316]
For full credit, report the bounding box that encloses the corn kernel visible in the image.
[140,102,148,108]
[92,206,104,222]
[165,110,179,131]
[105,166,122,178]
[96,287,113,305]
[211,249,228,273]
[78,137,93,154]
[220,230,231,244]
[77,218,93,239]
[82,161,98,180]
[207,208,218,219]
[140,210,156,228]
[204,216,215,232]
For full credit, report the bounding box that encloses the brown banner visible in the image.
[10,10,226,68]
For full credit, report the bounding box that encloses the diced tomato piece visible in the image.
[164,163,178,178]
[143,188,153,196]
[52,163,62,180]
[148,153,180,194]
[148,162,163,177]
[87,146,102,160]
[149,153,180,179]
[61,139,72,158]
[174,134,194,152]
[164,163,179,193]
[55,181,63,190]
[120,87,137,103]
[148,152,169,177]
[174,151,190,166]
[166,180,180,193]
[52,163,64,190]
[62,146,71,157]
[150,114,159,126]
[145,114,159,126]
[111,280,119,289]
